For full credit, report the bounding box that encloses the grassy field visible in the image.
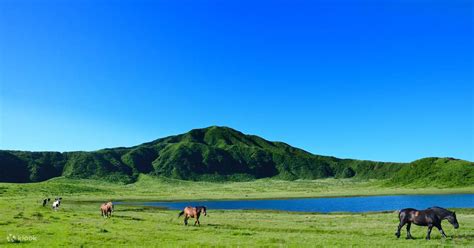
[0,176,473,247]
[1,175,473,201]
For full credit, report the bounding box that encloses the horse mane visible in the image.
[195,206,206,211]
[428,206,454,218]
[429,206,452,213]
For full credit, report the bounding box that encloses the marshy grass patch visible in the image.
[31,212,44,219]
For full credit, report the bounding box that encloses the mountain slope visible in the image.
[1,126,472,186]
[387,157,474,187]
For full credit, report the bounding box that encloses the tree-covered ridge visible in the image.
[1,126,472,186]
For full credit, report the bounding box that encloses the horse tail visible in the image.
[178,211,184,218]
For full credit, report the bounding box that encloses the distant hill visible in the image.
[1,126,473,186]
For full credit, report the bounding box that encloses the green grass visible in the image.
[1,175,473,202]
[0,176,473,247]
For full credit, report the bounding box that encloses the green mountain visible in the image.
[1,126,473,186]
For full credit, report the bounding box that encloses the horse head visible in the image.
[447,212,459,229]
[199,206,207,216]
[107,201,114,212]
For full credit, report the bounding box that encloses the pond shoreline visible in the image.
[112,193,474,213]
[96,191,474,203]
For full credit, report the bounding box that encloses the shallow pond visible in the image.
[117,194,474,213]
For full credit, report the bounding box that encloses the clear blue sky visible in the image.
[0,0,472,162]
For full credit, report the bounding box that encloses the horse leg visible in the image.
[436,224,447,238]
[406,223,413,239]
[395,220,406,238]
[426,225,433,240]
[184,216,188,226]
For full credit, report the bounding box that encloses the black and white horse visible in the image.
[52,197,62,211]
[42,198,51,207]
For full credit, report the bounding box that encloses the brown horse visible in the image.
[100,202,114,218]
[178,206,207,226]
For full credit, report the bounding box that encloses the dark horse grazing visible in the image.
[396,206,459,240]
[178,206,207,226]
[100,202,114,218]
[42,198,50,207]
